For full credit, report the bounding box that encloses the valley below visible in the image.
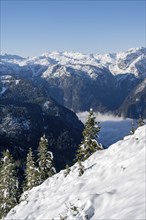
[0,47,145,174]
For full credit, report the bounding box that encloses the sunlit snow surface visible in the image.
[1,47,145,78]
[5,126,146,220]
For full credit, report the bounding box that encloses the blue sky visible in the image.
[1,0,145,57]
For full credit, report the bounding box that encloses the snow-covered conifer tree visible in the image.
[130,120,136,135]
[24,148,40,190]
[78,160,85,176]
[76,109,102,161]
[37,135,56,183]
[138,115,145,127]
[64,164,71,177]
[0,150,18,218]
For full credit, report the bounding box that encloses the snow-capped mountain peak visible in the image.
[0,53,25,61]
[1,47,145,78]
[1,47,145,114]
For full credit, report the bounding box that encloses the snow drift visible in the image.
[4,126,146,220]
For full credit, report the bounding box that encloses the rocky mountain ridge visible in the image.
[0,47,146,116]
[1,47,145,74]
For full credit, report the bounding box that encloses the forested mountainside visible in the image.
[0,76,83,171]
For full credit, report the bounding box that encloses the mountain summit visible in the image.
[1,47,145,78]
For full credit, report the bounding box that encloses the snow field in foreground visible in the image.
[5,126,146,220]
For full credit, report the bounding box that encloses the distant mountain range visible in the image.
[0,47,146,118]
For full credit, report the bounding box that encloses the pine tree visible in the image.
[137,115,145,127]
[130,120,135,135]
[78,160,85,176]
[76,109,102,161]
[0,150,18,218]
[64,164,71,177]
[24,148,40,190]
[38,135,56,183]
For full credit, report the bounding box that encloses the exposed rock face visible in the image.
[44,67,141,112]
[117,79,146,118]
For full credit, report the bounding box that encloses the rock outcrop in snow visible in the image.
[4,125,146,220]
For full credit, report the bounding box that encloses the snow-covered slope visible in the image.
[5,125,146,220]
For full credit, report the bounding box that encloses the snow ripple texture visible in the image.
[4,126,146,220]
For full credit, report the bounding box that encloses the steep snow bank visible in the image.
[5,126,146,220]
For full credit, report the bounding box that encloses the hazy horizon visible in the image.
[1,46,145,58]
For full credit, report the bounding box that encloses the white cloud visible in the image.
[77,112,135,147]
